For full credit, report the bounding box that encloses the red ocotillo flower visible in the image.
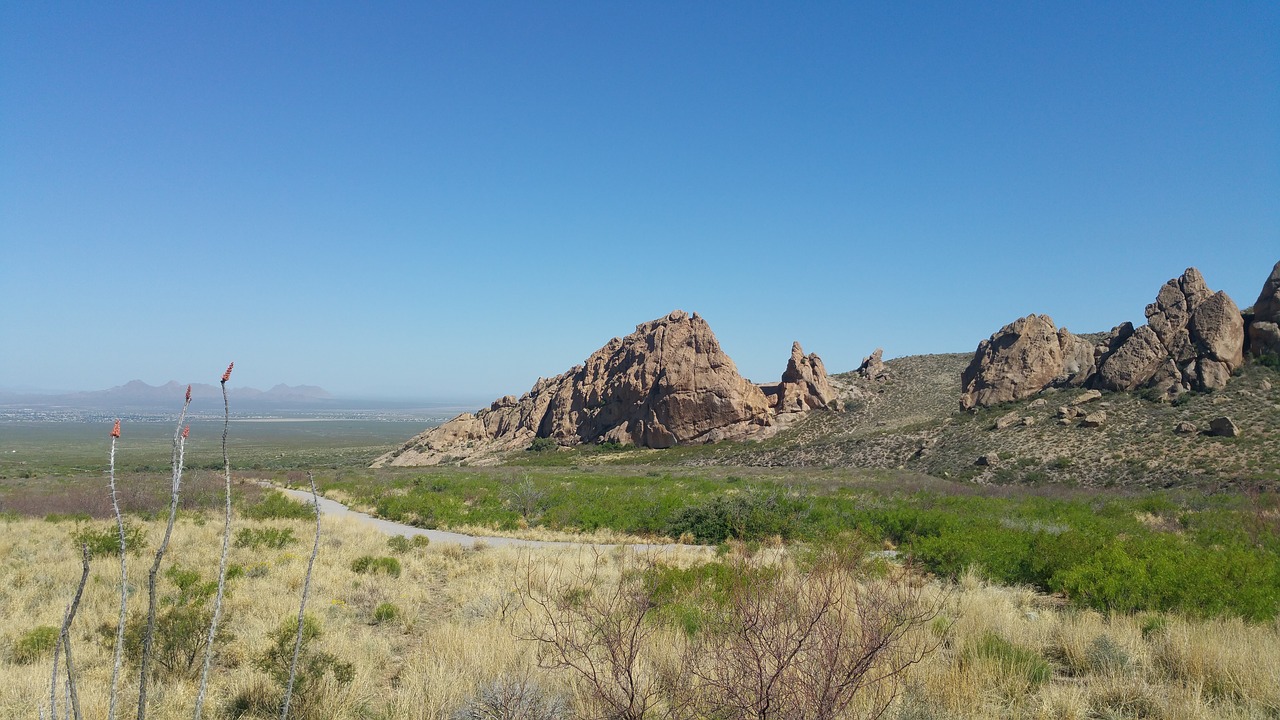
[185,384,192,402]
[222,362,235,383]
[181,425,191,439]
[111,419,121,438]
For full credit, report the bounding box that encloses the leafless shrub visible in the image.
[689,547,945,720]
[516,550,692,720]
[450,674,572,720]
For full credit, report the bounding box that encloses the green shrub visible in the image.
[1255,352,1280,370]
[112,564,234,678]
[527,437,557,453]
[234,526,297,550]
[13,625,59,664]
[665,493,803,544]
[247,614,354,720]
[351,555,401,578]
[71,520,146,558]
[387,535,411,553]
[241,491,313,520]
[372,602,400,624]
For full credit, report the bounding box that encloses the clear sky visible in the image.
[2,2,1277,402]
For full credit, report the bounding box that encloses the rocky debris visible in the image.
[1174,421,1198,435]
[1070,389,1103,406]
[770,342,839,413]
[375,311,843,467]
[976,454,1001,467]
[856,348,889,381]
[1248,260,1280,357]
[960,314,1064,410]
[1209,416,1240,438]
[1080,411,1107,428]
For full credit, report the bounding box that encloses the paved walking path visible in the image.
[268,483,709,553]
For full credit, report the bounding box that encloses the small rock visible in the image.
[1212,396,1228,405]
[1021,416,1036,427]
[995,412,1021,430]
[1057,406,1080,420]
[1071,389,1103,406]
[1028,398,1047,408]
[976,454,1001,467]
[1058,418,1074,426]
[1080,411,1107,428]
[1262,379,1273,393]
[1174,421,1198,435]
[1209,416,1240,437]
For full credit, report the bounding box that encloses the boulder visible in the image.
[374,311,778,466]
[1098,326,1168,391]
[1080,412,1107,428]
[1070,389,1103,406]
[1248,261,1280,356]
[994,412,1020,430]
[1209,416,1240,438]
[1173,421,1198,435]
[960,314,1063,410]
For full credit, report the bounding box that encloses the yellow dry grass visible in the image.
[2,518,1277,719]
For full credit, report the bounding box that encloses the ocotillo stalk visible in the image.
[194,363,235,720]
[136,389,191,720]
[107,419,126,720]
[280,472,322,720]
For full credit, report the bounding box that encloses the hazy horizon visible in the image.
[4,3,1277,399]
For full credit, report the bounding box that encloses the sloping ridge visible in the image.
[375,310,834,467]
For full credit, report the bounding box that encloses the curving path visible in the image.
[267,483,710,553]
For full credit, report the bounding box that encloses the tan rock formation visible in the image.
[1248,261,1280,356]
[959,314,1064,410]
[375,311,783,466]
[772,342,837,413]
[856,348,888,380]
[1098,268,1245,393]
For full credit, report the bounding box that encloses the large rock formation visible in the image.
[377,311,836,466]
[763,342,838,413]
[1098,268,1243,393]
[961,267,1250,408]
[1249,260,1280,357]
[959,314,1064,410]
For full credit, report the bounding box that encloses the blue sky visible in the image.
[2,2,1277,401]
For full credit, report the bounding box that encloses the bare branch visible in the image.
[136,392,191,720]
[193,368,235,720]
[280,471,322,720]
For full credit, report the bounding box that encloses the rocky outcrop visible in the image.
[856,349,888,381]
[768,342,838,413]
[1099,269,1244,394]
[959,315,1064,410]
[376,311,836,467]
[962,267,1251,408]
[1248,261,1280,357]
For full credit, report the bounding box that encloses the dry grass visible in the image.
[2,518,1277,719]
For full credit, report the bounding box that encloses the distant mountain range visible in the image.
[0,380,335,411]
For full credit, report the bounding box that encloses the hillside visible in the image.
[693,353,1280,489]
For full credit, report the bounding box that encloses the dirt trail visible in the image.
[269,484,709,553]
